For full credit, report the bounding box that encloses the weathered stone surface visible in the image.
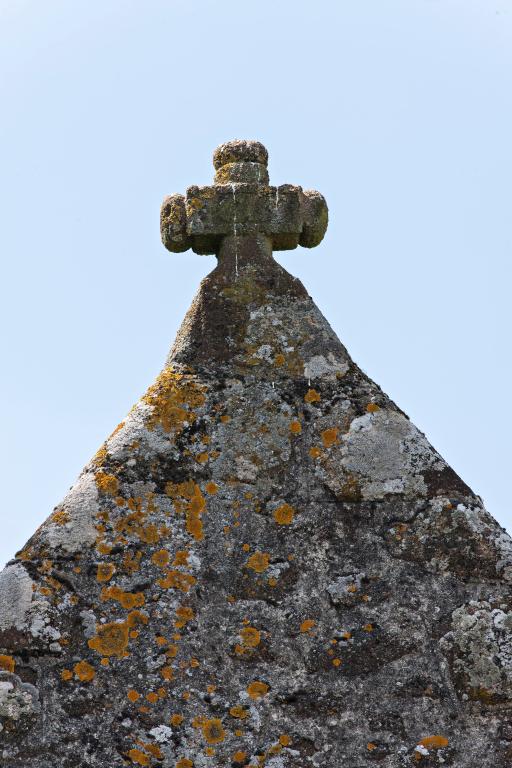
[1,141,511,767]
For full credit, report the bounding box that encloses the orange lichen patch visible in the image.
[195,452,208,464]
[304,388,321,403]
[321,427,339,448]
[166,644,179,659]
[362,623,374,632]
[202,718,226,744]
[366,402,380,413]
[171,714,185,727]
[88,621,129,658]
[332,658,342,667]
[240,626,261,648]
[142,368,205,435]
[127,689,140,702]
[74,660,95,682]
[51,509,71,526]
[186,486,206,541]
[101,585,145,610]
[146,744,163,759]
[127,748,150,766]
[289,420,302,435]
[233,752,247,764]
[247,681,269,700]
[176,759,193,768]
[230,705,249,719]
[146,692,159,704]
[127,610,149,628]
[156,635,168,647]
[61,668,73,681]
[274,353,286,366]
[123,550,142,573]
[158,570,197,593]
[176,606,195,625]
[0,655,15,673]
[279,735,291,747]
[367,742,377,751]
[160,666,175,681]
[300,619,316,633]
[151,549,170,567]
[309,446,322,459]
[173,550,190,566]
[418,736,449,749]
[242,543,250,553]
[246,552,270,573]
[96,562,115,582]
[182,691,191,701]
[273,503,295,526]
[95,472,119,496]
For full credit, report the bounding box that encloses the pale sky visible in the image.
[1,0,511,568]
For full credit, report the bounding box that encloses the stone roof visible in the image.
[1,141,511,768]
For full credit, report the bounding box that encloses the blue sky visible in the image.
[1,0,511,567]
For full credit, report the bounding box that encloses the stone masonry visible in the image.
[1,141,511,767]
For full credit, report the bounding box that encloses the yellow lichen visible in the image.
[51,509,71,526]
[176,759,193,768]
[101,585,145,610]
[230,705,249,719]
[88,621,129,658]
[202,718,226,744]
[273,503,295,525]
[174,550,190,566]
[127,609,149,627]
[151,549,170,567]
[0,655,15,673]
[304,389,321,403]
[96,563,115,582]
[246,552,270,573]
[127,748,150,766]
[366,402,380,413]
[418,736,449,749]
[233,752,247,764]
[142,368,205,435]
[176,605,194,624]
[289,420,302,435]
[247,680,269,700]
[74,660,95,682]
[160,666,175,681]
[240,626,261,647]
[321,427,338,448]
[171,714,184,726]
[158,570,197,592]
[279,735,291,746]
[300,619,316,633]
[95,472,119,496]
[205,481,218,495]
[127,689,140,702]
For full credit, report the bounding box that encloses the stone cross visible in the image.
[160,140,328,270]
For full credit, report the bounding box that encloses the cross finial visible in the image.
[160,140,328,270]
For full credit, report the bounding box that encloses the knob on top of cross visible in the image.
[213,139,269,185]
